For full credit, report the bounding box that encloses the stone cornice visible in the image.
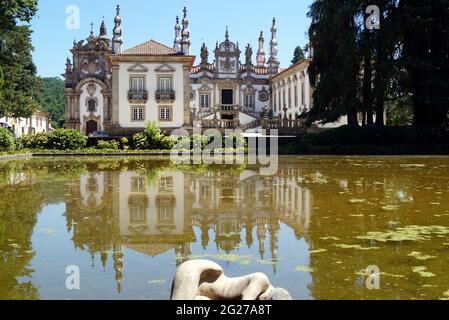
[108,54,196,68]
[270,59,311,82]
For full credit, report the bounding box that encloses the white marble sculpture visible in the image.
[171,259,292,300]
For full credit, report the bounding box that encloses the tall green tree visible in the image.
[307,0,449,128]
[307,0,361,126]
[40,77,65,128]
[0,0,42,118]
[291,46,306,65]
[0,0,38,31]
[399,0,449,126]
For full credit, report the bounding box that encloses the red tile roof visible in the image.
[120,39,180,56]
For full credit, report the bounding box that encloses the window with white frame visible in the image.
[200,94,210,109]
[131,106,145,121]
[301,82,305,105]
[131,77,144,92]
[288,88,292,108]
[159,77,171,93]
[159,107,172,121]
[157,204,174,224]
[294,85,298,106]
[277,92,281,112]
[130,206,146,222]
[159,177,173,193]
[131,177,145,192]
[244,94,255,109]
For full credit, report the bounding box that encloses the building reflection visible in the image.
[64,166,314,292]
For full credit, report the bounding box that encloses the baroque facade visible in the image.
[63,6,328,136]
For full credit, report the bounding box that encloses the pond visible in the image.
[1,156,449,300]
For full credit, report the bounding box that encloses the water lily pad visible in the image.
[333,244,379,250]
[408,251,436,260]
[412,266,436,278]
[320,237,340,241]
[349,199,366,204]
[294,265,314,273]
[357,225,449,243]
[309,249,328,254]
[400,164,426,168]
[258,259,278,265]
[356,270,405,278]
[382,205,400,211]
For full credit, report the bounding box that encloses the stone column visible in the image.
[183,65,191,127]
[112,65,120,125]
[64,95,70,120]
[70,97,75,120]
[74,96,80,120]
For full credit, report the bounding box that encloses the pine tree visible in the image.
[41,77,65,128]
[307,0,360,126]
[291,46,305,65]
[399,0,449,126]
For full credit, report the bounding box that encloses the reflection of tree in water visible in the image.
[0,166,42,300]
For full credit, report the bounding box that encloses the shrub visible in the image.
[133,121,171,150]
[161,136,177,150]
[18,132,49,149]
[120,137,129,150]
[96,140,120,150]
[0,127,14,151]
[19,129,87,150]
[47,129,87,150]
[191,134,209,150]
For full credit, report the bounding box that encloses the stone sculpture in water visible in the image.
[171,259,292,300]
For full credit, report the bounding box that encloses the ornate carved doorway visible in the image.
[86,120,98,135]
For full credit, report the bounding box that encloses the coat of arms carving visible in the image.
[220,57,236,73]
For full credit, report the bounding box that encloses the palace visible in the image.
[63,5,346,136]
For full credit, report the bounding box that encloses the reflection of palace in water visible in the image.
[64,166,313,292]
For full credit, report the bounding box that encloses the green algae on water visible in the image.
[333,244,379,250]
[357,225,449,243]
[408,252,436,260]
[319,237,340,241]
[349,199,366,204]
[309,249,328,254]
[412,266,436,278]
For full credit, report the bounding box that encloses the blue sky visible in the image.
[31,0,312,77]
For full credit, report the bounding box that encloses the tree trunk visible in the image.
[362,27,373,126]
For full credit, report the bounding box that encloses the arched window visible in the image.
[88,99,96,112]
